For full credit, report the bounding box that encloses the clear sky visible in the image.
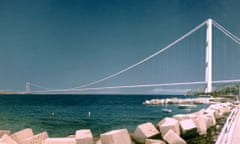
[0,0,240,92]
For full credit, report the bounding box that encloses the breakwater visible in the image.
[143,97,212,105]
[0,97,234,144]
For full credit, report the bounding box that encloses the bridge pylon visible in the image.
[205,18,213,93]
[26,82,31,94]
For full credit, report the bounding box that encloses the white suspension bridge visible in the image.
[22,18,240,144]
[25,18,240,95]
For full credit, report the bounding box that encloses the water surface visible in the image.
[0,94,209,137]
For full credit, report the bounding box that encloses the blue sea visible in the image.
[0,94,209,137]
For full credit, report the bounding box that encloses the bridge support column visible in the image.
[26,82,31,94]
[205,19,213,94]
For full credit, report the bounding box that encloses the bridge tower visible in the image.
[205,19,213,93]
[26,82,31,94]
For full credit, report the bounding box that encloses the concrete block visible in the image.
[187,113,196,119]
[215,104,231,114]
[130,133,145,144]
[145,139,166,144]
[0,130,11,137]
[224,102,234,109]
[193,116,208,135]
[208,103,231,119]
[11,128,34,144]
[99,138,136,144]
[163,130,186,144]
[205,108,215,115]
[75,129,93,144]
[205,113,216,128]
[173,114,189,121]
[100,129,131,144]
[0,134,18,144]
[96,139,102,144]
[24,131,48,144]
[195,109,206,115]
[134,122,159,139]
[158,118,180,137]
[208,105,222,119]
[43,138,76,144]
[179,119,198,138]
[221,105,231,113]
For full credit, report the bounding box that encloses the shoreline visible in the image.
[0,97,234,144]
[185,114,229,144]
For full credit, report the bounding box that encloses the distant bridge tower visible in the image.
[26,82,31,94]
[205,19,213,93]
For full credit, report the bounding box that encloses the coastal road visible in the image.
[228,105,240,144]
[216,104,240,144]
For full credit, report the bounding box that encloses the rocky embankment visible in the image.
[0,100,234,144]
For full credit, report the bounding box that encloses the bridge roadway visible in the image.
[216,104,240,144]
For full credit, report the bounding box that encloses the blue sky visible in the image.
[0,0,240,93]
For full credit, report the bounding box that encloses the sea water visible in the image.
[0,94,209,137]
